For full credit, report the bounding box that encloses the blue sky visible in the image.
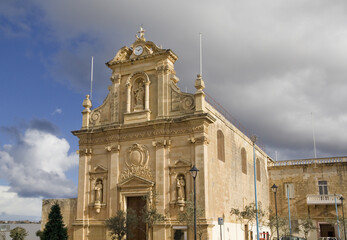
[1,0,347,220]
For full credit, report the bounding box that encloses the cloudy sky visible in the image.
[1,0,347,220]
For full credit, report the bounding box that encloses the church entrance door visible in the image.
[127,196,146,240]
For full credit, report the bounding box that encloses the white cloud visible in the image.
[52,108,62,115]
[0,186,42,218]
[0,128,78,198]
[3,0,347,159]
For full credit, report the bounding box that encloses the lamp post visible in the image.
[271,184,280,240]
[340,196,346,240]
[190,165,199,240]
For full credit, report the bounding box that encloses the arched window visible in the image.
[241,148,247,174]
[217,130,225,161]
[256,158,261,181]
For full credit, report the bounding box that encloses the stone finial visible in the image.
[136,26,146,41]
[82,95,92,110]
[195,74,205,92]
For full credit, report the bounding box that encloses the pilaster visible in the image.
[189,135,210,218]
[153,139,171,217]
[105,144,120,217]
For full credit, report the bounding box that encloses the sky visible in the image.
[1,0,347,221]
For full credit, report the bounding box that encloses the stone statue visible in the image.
[94,180,103,203]
[134,82,145,109]
[176,175,186,201]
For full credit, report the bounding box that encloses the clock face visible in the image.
[134,45,143,56]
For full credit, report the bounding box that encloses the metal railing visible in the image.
[269,156,347,167]
[204,92,266,151]
[307,194,342,205]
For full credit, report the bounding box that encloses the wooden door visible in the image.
[127,196,146,240]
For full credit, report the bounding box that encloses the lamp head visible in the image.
[340,196,345,201]
[271,184,278,193]
[190,165,199,179]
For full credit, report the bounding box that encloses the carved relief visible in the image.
[94,179,103,203]
[170,83,195,113]
[133,79,145,111]
[121,144,153,181]
[176,174,186,201]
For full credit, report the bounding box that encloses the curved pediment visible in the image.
[106,38,177,67]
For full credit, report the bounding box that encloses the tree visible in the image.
[299,218,316,239]
[43,203,68,240]
[35,230,44,240]
[230,202,265,237]
[266,214,288,240]
[178,200,205,240]
[105,210,137,240]
[9,227,28,240]
[140,190,165,240]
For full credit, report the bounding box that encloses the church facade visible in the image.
[41,30,272,240]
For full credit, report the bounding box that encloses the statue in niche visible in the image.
[176,175,186,201]
[134,81,145,110]
[94,179,103,203]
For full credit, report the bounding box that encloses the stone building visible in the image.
[268,157,347,240]
[42,29,272,240]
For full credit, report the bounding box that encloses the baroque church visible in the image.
[41,29,347,240]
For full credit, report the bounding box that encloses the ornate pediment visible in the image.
[118,175,154,189]
[170,159,191,169]
[91,165,107,174]
[106,27,177,67]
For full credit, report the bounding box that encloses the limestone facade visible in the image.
[41,31,272,240]
[268,157,347,240]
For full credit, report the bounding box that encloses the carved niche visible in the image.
[120,143,153,181]
[89,165,108,213]
[169,159,192,211]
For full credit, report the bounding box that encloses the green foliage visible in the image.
[35,230,44,240]
[299,218,316,239]
[178,200,205,240]
[43,203,68,240]
[230,202,265,234]
[105,210,137,240]
[10,227,28,240]
[140,190,165,240]
[266,213,289,240]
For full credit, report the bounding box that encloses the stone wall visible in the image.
[269,159,347,239]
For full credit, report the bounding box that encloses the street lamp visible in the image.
[340,196,346,240]
[190,165,199,240]
[271,184,280,240]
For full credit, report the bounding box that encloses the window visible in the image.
[217,130,225,161]
[256,158,261,181]
[284,183,295,199]
[241,148,247,174]
[318,181,328,195]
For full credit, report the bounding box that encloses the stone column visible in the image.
[110,74,121,123]
[106,144,120,217]
[189,135,209,217]
[145,79,150,111]
[126,82,131,113]
[156,64,170,118]
[152,139,170,239]
[76,147,92,240]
